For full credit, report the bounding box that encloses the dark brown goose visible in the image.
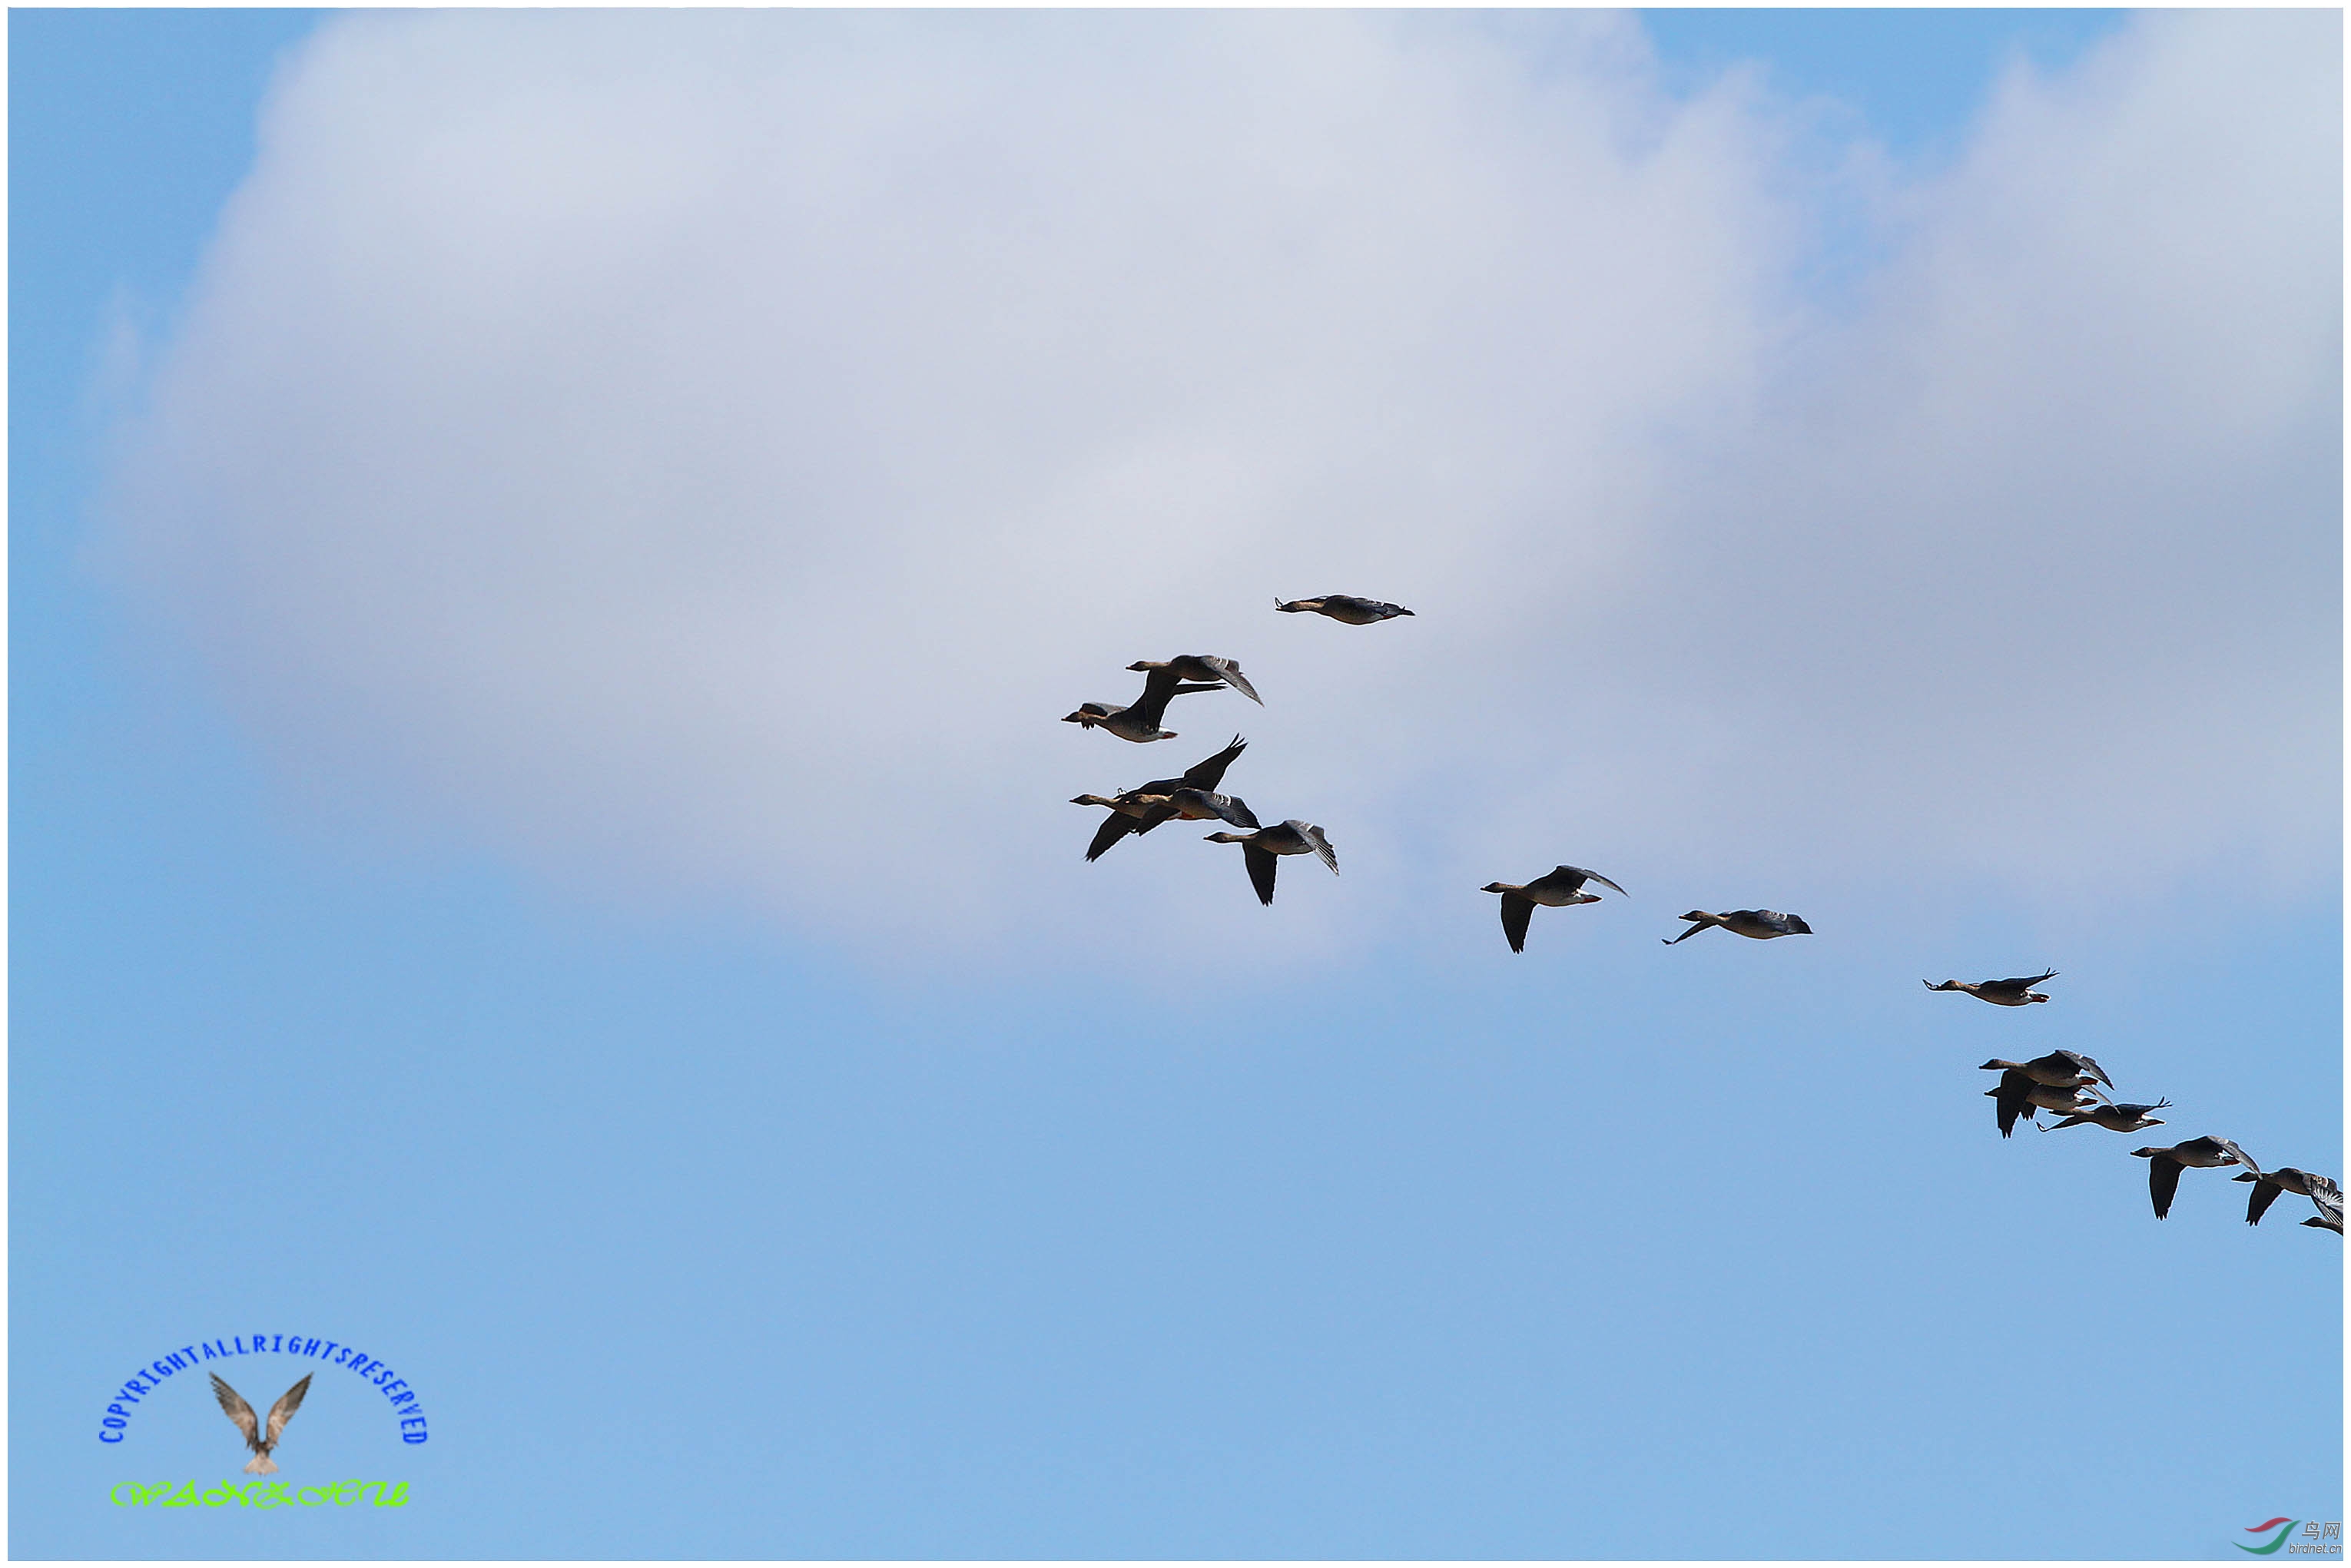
[1062,664,1228,743]
[1481,865,1628,953]
[1978,1049,2111,1089]
[2233,1165,2343,1226]
[1070,737,1247,860]
[1126,655,1262,706]
[1985,1072,2098,1138]
[1663,909,1811,944]
[1924,970,2058,1006]
[2129,1135,2250,1219]
[1274,595,1414,624]
[2043,1096,2170,1133]
[1204,820,1336,907]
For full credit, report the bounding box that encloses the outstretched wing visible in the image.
[1243,843,1278,906]
[2055,1049,2113,1089]
[2213,1138,2258,1177]
[1182,736,1247,791]
[1298,823,1338,874]
[1998,970,2058,989]
[1196,657,1262,705]
[264,1376,312,1449]
[211,1375,262,1454]
[1211,794,1262,831]
[1128,665,1185,727]
[2307,1176,2344,1227]
[2148,1155,2184,1219]
[1991,1071,2031,1139]
[1560,865,1628,899]
[2246,1178,2283,1226]
[1500,893,1534,954]
[1086,812,1141,861]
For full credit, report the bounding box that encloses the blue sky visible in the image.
[12,9,2340,1560]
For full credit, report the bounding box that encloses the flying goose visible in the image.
[211,1374,311,1475]
[2129,1135,2250,1219]
[1126,655,1263,707]
[1663,910,1812,944]
[1481,865,1628,953]
[1978,1049,2111,1089]
[2043,1096,2170,1133]
[1204,820,1337,906]
[2301,1177,2344,1235]
[2233,1165,2343,1227]
[1985,1072,2097,1138]
[1274,595,1414,624]
[1925,970,2058,1006]
[1155,787,1260,830]
[1063,665,1227,743]
[1071,737,1248,860]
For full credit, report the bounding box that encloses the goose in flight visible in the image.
[1156,787,1260,830]
[1274,595,1414,624]
[1063,665,1227,743]
[2302,1178,2344,1235]
[1204,820,1337,906]
[1663,909,1812,944]
[2234,1165,2343,1227]
[1481,865,1628,953]
[1985,1072,2098,1138]
[1978,1049,2111,1089]
[1925,970,2058,1006]
[2129,1135,2250,1219]
[2043,1096,2170,1133]
[1126,655,1263,706]
[211,1374,311,1475]
[1071,737,1248,860]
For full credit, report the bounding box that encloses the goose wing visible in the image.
[211,1375,263,1454]
[1557,865,1627,898]
[2147,1154,2183,1218]
[1500,893,1534,953]
[1296,822,1338,874]
[2306,1175,2344,1227]
[2246,1177,2283,1226]
[1213,794,1262,831]
[264,1376,311,1449]
[2053,1049,2112,1089]
[1998,970,2058,990]
[1182,736,1248,791]
[1195,656,1262,705]
[1242,842,1278,906]
[1992,1071,2032,1139]
[1128,665,1185,728]
[1085,812,1142,861]
[2213,1137,2257,1176]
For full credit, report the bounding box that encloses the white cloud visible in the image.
[105,9,2340,965]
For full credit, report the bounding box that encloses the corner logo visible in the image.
[100,1331,428,1510]
[2241,1520,2343,1556]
